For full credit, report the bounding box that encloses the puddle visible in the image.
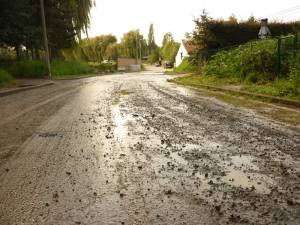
[222,169,274,194]
[112,105,128,138]
[230,155,259,171]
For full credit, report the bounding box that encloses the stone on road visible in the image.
[0,71,299,225]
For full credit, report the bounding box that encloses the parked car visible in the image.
[164,61,173,69]
[155,62,161,67]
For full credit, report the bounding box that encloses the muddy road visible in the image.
[0,71,299,225]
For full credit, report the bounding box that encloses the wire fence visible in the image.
[196,31,300,75]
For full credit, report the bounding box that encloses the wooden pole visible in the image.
[40,0,51,79]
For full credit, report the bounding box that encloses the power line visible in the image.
[268,5,300,18]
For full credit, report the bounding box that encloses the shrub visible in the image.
[1,60,97,78]
[174,58,197,73]
[8,60,47,78]
[0,68,13,85]
[51,60,96,76]
[203,39,278,82]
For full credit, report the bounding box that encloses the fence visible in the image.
[196,31,300,75]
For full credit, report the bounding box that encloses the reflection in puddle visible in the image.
[230,155,259,171]
[222,169,274,194]
[112,105,128,138]
[221,155,274,194]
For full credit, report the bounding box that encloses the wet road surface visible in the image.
[0,72,300,225]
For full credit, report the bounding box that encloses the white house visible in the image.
[175,41,197,67]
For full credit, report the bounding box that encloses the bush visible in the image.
[89,62,117,73]
[1,60,97,78]
[8,60,47,78]
[203,39,278,82]
[51,60,97,76]
[0,68,13,85]
[174,58,196,73]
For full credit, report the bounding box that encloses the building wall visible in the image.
[175,44,188,67]
[117,58,142,71]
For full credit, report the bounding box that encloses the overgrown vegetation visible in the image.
[191,11,300,55]
[201,38,300,99]
[0,68,13,86]
[1,60,97,78]
[160,33,180,63]
[0,0,94,60]
[174,12,300,101]
[174,58,196,73]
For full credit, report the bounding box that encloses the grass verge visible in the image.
[171,76,300,126]
[0,68,15,87]
[173,75,300,102]
[0,60,98,78]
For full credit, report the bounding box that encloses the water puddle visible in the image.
[230,155,259,171]
[112,105,128,138]
[218,155,274,194]
[222,169,274,194]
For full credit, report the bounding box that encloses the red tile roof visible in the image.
[183,41,198,54]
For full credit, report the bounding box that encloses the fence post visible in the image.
[277,38,281,75]
[294,32,297,57]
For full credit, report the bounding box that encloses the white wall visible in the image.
[175,43,188,67]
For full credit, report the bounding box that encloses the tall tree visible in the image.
[0,0,95,59]
[119,30,146,58]
[147,23,157,55]
[160,32,180,63]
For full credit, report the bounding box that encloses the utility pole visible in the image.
[135,32,139,65]
[139,40,142,61]
[40,0,51,79]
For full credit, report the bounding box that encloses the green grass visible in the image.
[242,79,300,101]
[0,60,97,78]
[172,37,300,101]
[172,75,300,101]
[173,75,240,87]
[0,68,14,86]
[174,58,197,74]
[51,60,97,77]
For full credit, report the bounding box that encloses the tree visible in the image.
[105,43,119,61]
[160,32,180,63]
[147,23,157,55]
[119,30,146,58]
[0,0,95,59]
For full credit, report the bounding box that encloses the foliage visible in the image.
[0,68,13,85]
[1,60,96,78]
[118,30,147,58]
[160,33,180,63]
[147,24,158,55]
[51,60,96,76]
[174,58,196,73]
[5,60,47,78]
[88,62,117,73]
[148,48,160,64]
[62,34,118,63]
[203,39,279,82]
[191,10,300,55]
[0,0,94,59]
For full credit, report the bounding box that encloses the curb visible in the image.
[0,82,54,97]
[169,79,300,108]
[54,73,116,81]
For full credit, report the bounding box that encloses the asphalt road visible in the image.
[0,71,299,225]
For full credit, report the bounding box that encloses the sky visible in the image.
[88,0,300,45]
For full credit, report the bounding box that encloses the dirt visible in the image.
[0,71,299,225]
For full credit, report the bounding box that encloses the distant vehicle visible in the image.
[164,61,173,69]
[155,62,161,67]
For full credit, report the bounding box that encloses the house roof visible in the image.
[182,41,198,54]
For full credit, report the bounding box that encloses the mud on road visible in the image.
[0,72,299,225]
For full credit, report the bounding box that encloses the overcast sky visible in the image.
[88,0,300,44]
